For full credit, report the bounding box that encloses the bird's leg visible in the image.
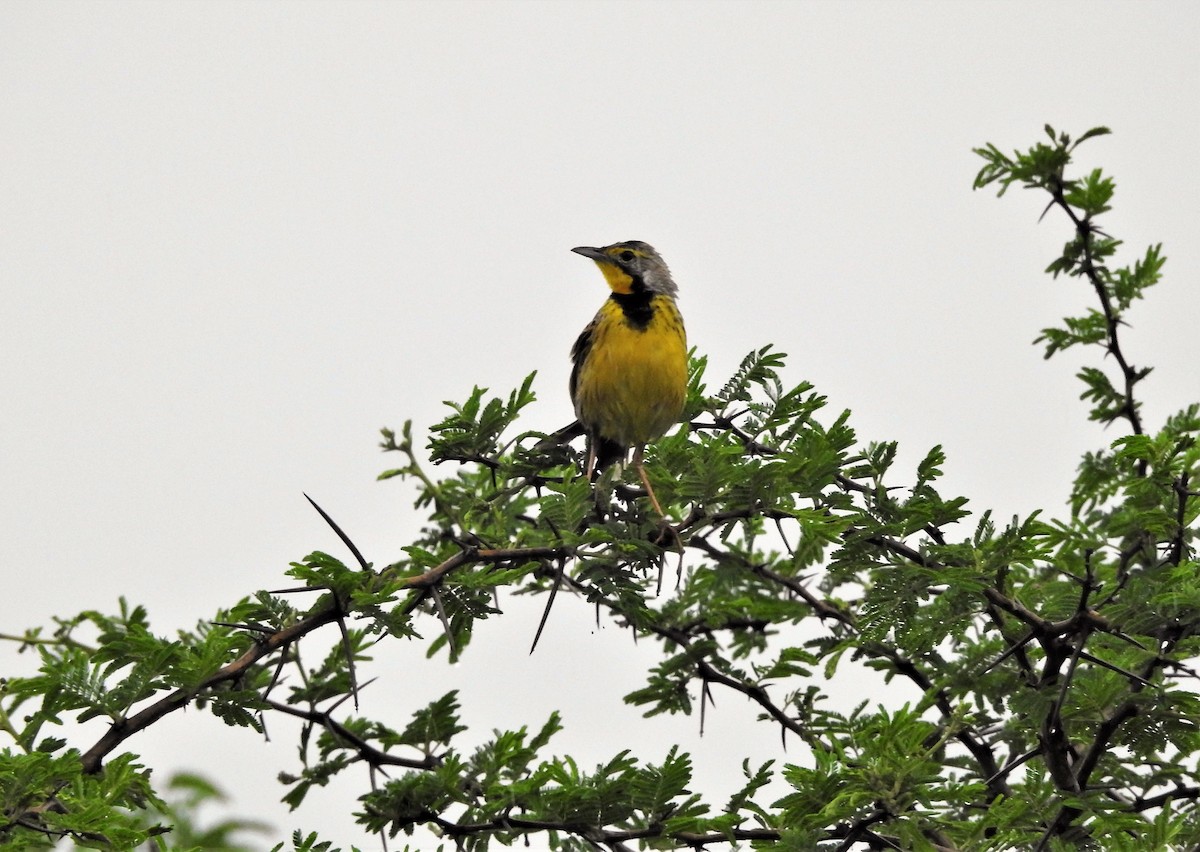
[632,443,665,516]
[583,438,612,523]
[632,444,682,551]
[584,440,598,481]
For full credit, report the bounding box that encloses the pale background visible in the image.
[3,1,1198,849]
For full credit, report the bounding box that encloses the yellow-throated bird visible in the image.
[569,241,688,517]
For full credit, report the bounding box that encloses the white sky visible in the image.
[3,1,1198,848]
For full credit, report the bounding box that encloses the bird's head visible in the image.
[571,241,678,298]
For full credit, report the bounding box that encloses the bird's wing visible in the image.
[568,317,596,406]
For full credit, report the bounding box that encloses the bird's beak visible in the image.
[571,246,607,262]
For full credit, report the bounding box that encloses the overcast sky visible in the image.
[3,1,1198,848]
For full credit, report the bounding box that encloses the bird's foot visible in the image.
[651,517,683,552]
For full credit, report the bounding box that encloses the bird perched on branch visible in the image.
[568,241,688,517]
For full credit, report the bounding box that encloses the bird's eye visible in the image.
[619,250,636,262]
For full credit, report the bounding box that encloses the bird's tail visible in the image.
[590,435,626,478]
[535,420,627,480]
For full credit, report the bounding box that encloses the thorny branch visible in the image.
[1046,179,1147,441]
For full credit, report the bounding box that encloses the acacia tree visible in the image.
[2,126,1197,851]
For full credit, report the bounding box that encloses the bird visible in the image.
[568,241,688,518]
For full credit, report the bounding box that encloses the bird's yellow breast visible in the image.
[573,295,688,447]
